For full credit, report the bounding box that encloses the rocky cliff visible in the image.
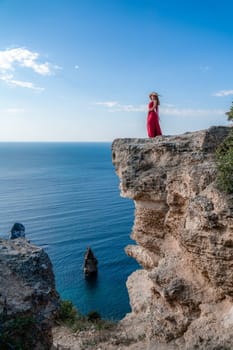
[112,126,233,350]
[0,238,60,349]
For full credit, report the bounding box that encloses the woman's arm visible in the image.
[149,100,157,111]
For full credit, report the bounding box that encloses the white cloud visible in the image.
[4,108,25,113]
[95,101,146,111]
[0,73,44,91]
[9,79,44,91]
[111,104,146,112]
[0,47,59,90]
[95,100,224,117]
[213,90,233,97]
[74,65,79,69]
[0,48,55,75]
[163,103,176,108]
[95,101,119,108]
[160,107,224,117]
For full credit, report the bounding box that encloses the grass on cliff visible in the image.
[56,300,139,350]
[215,128,233,194]
[57,300,116,332]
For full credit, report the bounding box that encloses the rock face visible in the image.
[0,238,60,349]
[112,126,233,349]
[84,246,98,278]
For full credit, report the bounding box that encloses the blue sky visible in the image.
[0,0,233,141]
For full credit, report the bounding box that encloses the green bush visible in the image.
[57,300,115,332]
[226,101,233,121]
[215,129,233,194]
[58,300,79,325]
[0,315,37,350]
[87,310,101,322]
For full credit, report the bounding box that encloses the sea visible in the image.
[0,142,139,320]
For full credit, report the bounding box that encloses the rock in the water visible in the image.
[10,222,25,239]
[84,246,98,277]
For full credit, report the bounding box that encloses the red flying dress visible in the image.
[147,101,162,137]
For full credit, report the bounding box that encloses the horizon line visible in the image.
[0,140,114,143]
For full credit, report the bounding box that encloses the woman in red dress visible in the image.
[147,92,162,137]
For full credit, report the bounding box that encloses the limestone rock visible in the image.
[112,126,233,349]
[84,246,98,277]
[0,238,60,349]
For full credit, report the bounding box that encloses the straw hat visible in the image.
[149,92,159,98]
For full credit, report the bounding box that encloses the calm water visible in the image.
[0,142,138,320]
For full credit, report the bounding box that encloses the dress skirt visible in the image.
[147,107,162,137]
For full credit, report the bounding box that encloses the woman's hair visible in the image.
[155,95,160,106]
[150,93,160,105]
[150,94,160,106]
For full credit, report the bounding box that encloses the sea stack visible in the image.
[84,246,98,278]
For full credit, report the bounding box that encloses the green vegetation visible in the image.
[225,101,233,121]
[57,300,116,332]
[215,102,233,194]
[58,299,79,326]
[0,301,116,350]
[0,315,37,350]
[87,310,101,322]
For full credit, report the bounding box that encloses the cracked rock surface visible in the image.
[112,126,233,349]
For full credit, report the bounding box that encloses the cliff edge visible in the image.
[0,238,60,349]
[112,126,233,350]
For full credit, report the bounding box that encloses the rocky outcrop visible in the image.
[0,238,60,349]
[84,246,98,278]
[112,126,233,349]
